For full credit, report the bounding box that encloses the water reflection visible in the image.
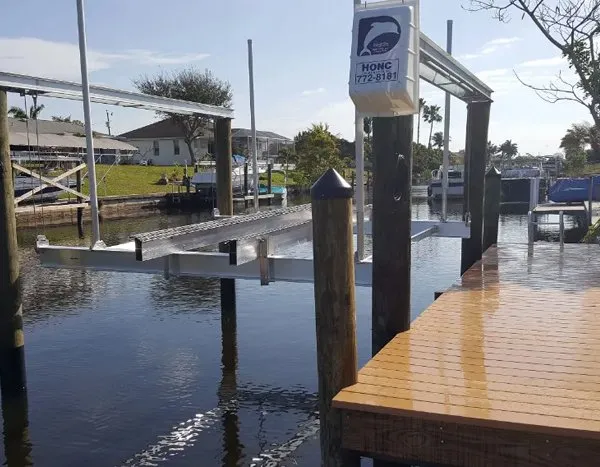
[2,394,32,467]
[219,283,243,467]
[148,276,221,316]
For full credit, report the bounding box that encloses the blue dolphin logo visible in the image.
[357,16,401,57]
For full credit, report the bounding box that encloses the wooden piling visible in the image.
[267,163,272,206]
[76,168,84,238]
[461,101,491,275]
[244,163,249,209]
[483,166,501,252]
[311,168,360,467]
[215,118,236,315]
[372,116,413,356]
[0,90,27,398]
[215,118,233,216]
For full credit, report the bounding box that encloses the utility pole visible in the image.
[105,110,113,136]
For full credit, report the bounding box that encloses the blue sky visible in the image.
[1,0,591,155]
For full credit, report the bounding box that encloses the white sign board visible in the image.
[349,3,419,117]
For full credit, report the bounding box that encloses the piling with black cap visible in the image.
[311,168,360,467]
[483,166,501,252]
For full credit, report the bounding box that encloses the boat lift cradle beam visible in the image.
[35,215,462,287]
[130,203,469,262]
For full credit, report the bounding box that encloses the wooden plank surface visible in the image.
[334,243,600,464]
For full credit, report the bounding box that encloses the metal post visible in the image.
[483,166,501,252]
[0,91,27,400]
[243,163,249,209]
[372,116,413,355]
[442,19,453,222]
[529,177,539,212]
[528,211,535,246]
[247,39,259,212]
[559,210,565,249]
[311,169,359,467]
[76,168,84,239]
[461,101,491,275]
[355,111,365,261]
[76,0,101,247]
[588,175,594,226]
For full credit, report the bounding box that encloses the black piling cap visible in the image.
[311,168,353,200]
[486,166,501,178]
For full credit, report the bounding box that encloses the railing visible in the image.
[528,210,565,250]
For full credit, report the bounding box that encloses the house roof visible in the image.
[119,119,291,142]
[119,119,212,140]
[232,128,291,141]
[8,118,137,152]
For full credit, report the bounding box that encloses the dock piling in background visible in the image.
[216,118,233,216]
[461,101,491,275]
[371,116,413,356]
[588,175,594,226]
[267,163,273,206]
[311,168,360,467]
[483,166,501,252]
[0,90,28,400]
[215,117,236,313]
[244,163,249,209]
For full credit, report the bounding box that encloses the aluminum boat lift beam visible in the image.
[0,71,234,118]
[36,203,469,285]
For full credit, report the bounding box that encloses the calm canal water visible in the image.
[4,197,533,466]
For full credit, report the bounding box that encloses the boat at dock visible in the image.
[427,165,464,199]
[548,175,600,203]
[14,175,78,203]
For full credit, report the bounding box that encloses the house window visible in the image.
[208,142,215,155]
[153,140,159,157]
[173,139,180,156]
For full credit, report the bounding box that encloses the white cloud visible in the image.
[301,87,326,96]
[485,37,522,47]
[0,37,209,81]
[519,56,565,68]
[458,36,522,60]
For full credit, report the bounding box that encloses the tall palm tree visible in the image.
[424,105,442,149]
[432,131,445,150]
[417,98,426,145]
[8,104,45,120]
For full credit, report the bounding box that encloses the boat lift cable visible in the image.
[32,93,46,233]
[22,93,39,231]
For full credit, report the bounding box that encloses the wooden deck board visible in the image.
[334,243,600,466]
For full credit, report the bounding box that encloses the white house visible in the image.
[119,119,213,166]
[120,119,292,166]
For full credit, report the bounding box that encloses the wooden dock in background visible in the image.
[334,243,600,466]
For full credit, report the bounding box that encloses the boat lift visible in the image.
[1,0,492,287]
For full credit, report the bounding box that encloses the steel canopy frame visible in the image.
[0,71,234,119]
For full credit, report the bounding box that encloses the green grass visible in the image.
[65,165,186,198]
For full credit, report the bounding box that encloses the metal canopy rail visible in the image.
[0,71,234,118]
[419,32,492,103]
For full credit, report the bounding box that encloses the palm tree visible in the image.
[560,123,600,162]
[8,104,45,120]
[432,131,445,150]
[499,140,518,168]
[486,141,499,165]
[423,104,443,149]
[417,98,426,145]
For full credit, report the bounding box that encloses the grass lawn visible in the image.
[75,165,185,197]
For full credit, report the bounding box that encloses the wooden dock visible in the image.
[334,243,600,466]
